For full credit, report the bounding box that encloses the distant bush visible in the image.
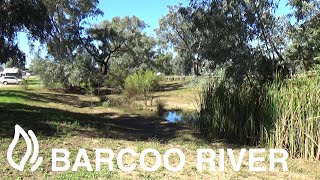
[30,54,103,89]
[100,96,125,108]
[123,69,159,101]
[102,101,111,108]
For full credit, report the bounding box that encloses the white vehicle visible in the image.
[0,76,23,85]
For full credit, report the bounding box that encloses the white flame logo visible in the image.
[7,125,43,171]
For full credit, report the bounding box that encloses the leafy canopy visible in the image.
[0,0,52,65]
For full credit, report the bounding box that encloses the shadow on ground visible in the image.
[0,103,188,143]
[157,82,184,92]
[0,90,101,108]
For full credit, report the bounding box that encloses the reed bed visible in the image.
[262,74,320,160]
[199,78,265,144]
[199,73,320,160]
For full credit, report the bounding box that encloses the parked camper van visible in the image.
[0,67,22,78]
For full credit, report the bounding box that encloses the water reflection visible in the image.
[163,111,198,127]
[166,111,182,123]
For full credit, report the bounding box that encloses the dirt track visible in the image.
[0,84,20,88]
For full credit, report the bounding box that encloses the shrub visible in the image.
[100,96,125,108]
[104,65,129,89]
[123,69,159,101]
[155,99,166,116]
[80,82,95,108]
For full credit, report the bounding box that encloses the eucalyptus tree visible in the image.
[171,55,192,76]
[43,0,103,62]
[188,0,288,84]
[289,0,320,22]
[154,52,173,75]
[105,34,156,88]
[82,16,153,75]
[30,51,103,88]
[285,13,320,70]
[285,0,320,70]
[156,5,203,76]
[30,0,103,88]
[0,0,51,65]
[5,58,25,69]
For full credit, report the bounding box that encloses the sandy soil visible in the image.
[0,84,20,88]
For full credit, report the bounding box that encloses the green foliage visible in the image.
[0,0,52,65]
[156,5,202,76]
[189,0,285,84]
[123,70,159,100]
[285,13,320,71]
[154,53,173,75]
[27,0,104,89]
[171,55,192,76]
[104,35,155,88]
[85,16,155,75]
[44,0,102,62]
[29,56,62,89]
[184,0,319,83]
[5,58,25,69]
[289,0,320,21]
[104,65,129,89]
[30,53,103,89]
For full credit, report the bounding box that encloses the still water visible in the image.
[163,111,198,127]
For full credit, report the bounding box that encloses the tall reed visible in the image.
[199,73,320,160]
[262,73,320,160]
[199,78,266,144]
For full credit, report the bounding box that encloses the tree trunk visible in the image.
[193,60,200,76]
[101,63,109,75]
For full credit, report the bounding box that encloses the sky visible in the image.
[17,0,292,68]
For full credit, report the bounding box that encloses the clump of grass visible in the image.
[20,79,29,90]
[101,96,125,108]
[101,97,112,108]
[101,101,111,108]
[155,99,166,116]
